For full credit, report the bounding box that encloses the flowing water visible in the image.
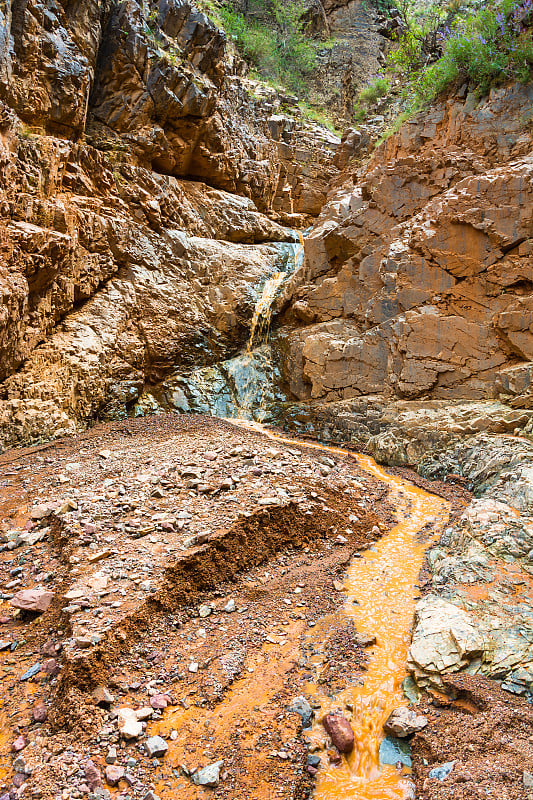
[143,234,451,798]
[136,235,304,422]
[231,422,450,800]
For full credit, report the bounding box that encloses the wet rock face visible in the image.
[408,434,533,695]
[0,0,342,448]
[284,84,533,407]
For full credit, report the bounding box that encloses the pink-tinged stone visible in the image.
[10,589,54,613]
[11,736,27,753]
[149,694,169,710]
[84,760,102,790]
[105,766,125,786]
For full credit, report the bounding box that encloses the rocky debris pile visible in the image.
[0,414,388,799]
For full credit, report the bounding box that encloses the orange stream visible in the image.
[230,422,450,800]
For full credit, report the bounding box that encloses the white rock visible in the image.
[408,595,484,685]
[117,708,143,739]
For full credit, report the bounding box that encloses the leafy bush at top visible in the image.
[393,0,533,107]
[218,0,322,95]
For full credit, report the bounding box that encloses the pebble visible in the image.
[150,694,169,710]
[104,766,125,787]
[84,760,102,791]
[224,599,236,613]
[429,760,455,781]
[288,696,314,729]
[145,736,168,758]
[20,663,41,681]
[379,736,412,768]
[11,736,27,753]
[31,702,48,723]
[193,761,224,787]
[93,686,115,706]
[105,748,117,765]
[117,708,143,739]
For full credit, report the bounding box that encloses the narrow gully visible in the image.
[217,422,450,799]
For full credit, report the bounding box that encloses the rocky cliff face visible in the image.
[0,0,343,450]
[284,83,533,409]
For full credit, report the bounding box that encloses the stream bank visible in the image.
[0,413,473,800]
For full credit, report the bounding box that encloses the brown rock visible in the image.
[42,658,61,677]
[383,706,428,738]
[284,86,533,408]
[322,712,355,754]
[327,748,342,765]
[149,694,169,710]
[105,766,125,787]
[10,589,54,613]
[84,760,102,791]
[31,703,48,723]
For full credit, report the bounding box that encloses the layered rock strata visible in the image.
[0,0,342,449]
[283,84,533,407]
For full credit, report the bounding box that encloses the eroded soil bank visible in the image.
[0,415,530,800]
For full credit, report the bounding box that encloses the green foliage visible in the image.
[297,101,341,132]
[358,76,390,104]
[402,0,533,104]
[218,0,322,95]
[373,0,533,136]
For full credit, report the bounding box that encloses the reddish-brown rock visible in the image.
[31,702,48,723]
[84,760,103,791]
[322,712,355,754]
[284,85,533,409]
[9,589,54,613]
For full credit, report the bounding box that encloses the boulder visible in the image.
[407,595,484,687]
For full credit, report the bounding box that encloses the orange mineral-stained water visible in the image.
[229,422,450,800]
[309,454,450,800]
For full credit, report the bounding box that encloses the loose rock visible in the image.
[322,713,355,754]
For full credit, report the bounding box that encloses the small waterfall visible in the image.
[247,271,287,351]
[235,233,303,419]
[135,234,305,422]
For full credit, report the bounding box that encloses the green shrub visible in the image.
[218,0,323,95]
[397,0,533,106]
[297,101,341,132]
[358,76,390,104]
